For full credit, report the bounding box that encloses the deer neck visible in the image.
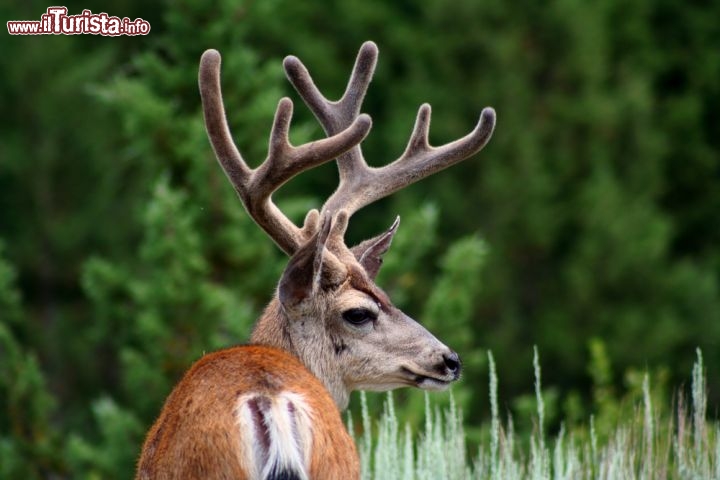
[250,296,350,410]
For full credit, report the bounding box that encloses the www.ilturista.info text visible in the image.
[8,7,150,36]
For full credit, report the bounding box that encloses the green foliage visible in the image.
[0,242,63,478]
[82,177,256,419]
[359,351,719,479]
[66,397,144,479]
[3,0,720,476]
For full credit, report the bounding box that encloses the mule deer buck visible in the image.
[136,41,495,479]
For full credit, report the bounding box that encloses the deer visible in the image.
[135,41,495,480]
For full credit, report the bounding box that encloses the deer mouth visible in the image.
[400,367,455,391]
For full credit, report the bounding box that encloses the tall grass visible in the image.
[355,349,718,479]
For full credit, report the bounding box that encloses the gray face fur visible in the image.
[252,216,461,410]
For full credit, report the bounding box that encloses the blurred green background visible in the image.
[2,0,719,477]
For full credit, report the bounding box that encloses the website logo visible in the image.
[8,7,151,36]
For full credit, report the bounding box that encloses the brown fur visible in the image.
[136,345,359,479]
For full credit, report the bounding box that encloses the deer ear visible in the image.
[279,215,348,308]
[350,216,400,279]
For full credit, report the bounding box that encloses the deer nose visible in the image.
[443,351,462,378]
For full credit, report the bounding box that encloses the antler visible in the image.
[199,49,372,255]
[283,41,496,219]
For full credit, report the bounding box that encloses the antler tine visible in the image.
[284,42,497,223]
[284,42,379,197]
[376,104,496,197]
[199,49,372,255]
[199,49,250,187]
[283,41,377,135]
[321,105,496,217]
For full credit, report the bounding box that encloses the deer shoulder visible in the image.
[136,346,358,479]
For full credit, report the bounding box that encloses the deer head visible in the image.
[199,41,495,409]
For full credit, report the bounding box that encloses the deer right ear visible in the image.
[350,216,400,279]
[279,215,348,308]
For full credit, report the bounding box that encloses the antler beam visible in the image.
[199,49,372,255]
[283,41,496,220]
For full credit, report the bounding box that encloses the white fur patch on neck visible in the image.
[235,391,314,480]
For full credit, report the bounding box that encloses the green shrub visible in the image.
[356,349,718,479]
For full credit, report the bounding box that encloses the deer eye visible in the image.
[342,308,377,326]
